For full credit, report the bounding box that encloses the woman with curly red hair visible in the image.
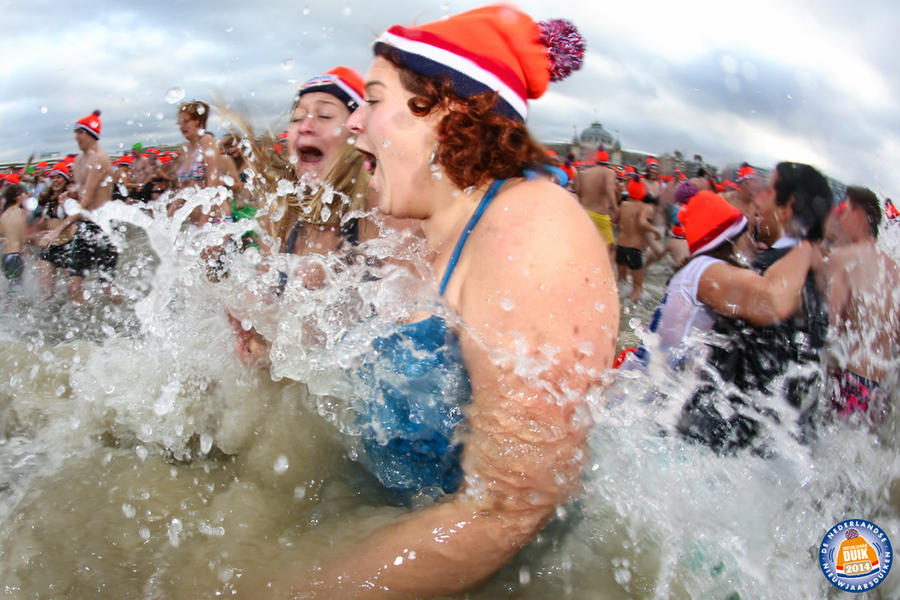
[280,5,619,597]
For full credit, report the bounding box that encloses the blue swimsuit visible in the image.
[354,179,505,500]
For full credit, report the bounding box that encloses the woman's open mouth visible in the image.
[298,145,324,164]
[356,148,377,175]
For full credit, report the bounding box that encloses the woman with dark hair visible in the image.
[278,5,619,597]
[30,163,75,298]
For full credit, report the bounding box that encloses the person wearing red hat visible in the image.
[40,109,119,304]
[652,190,815,349]
[284,5,616,597]
[268,66,370,250]
[614,174,661,301]
[677,164,833,453]
[823,186,898,415]
[228,66,379,365]
[574,148,618,261]
[32,162,77,298]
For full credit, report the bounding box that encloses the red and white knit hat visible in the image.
[679,190,748,256]
[373,4,585,121]
[74,110,102,139]
[297,66,365,112]
[49,162,70,180]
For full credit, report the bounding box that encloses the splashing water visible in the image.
[0,186,897,598]
[164,87,186,104]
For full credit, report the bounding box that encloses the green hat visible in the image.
[132,142,143,151]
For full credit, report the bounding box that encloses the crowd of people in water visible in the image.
[0,3,898,596]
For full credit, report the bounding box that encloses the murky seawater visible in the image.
[0,192,897,598]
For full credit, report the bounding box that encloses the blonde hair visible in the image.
[251,138,369,250]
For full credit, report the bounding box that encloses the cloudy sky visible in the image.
[3,0,898,198]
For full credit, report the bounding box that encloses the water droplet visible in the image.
[122,503,136,518]
[155,112,164,120]
[628,317,641,330]
[382,140,391,148]
[500,297,515,311]
[139,527,151,540]
[274,454,289,474]
[168,518,183,547]
[281,58,294,70]
[200,433,213,455]
[225,25,234,33]
[135,445,149,461]
[302,5,310,15]
[39,106,48,114]
[519,566,531,585]
[164,87,185,104]
[594,302,605,312]
[342,5,352,16]
[294,485,307,500]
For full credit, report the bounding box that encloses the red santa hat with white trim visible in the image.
[373,4,585,122]
[74,110,102,139]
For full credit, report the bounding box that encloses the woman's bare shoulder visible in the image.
[479,179,597,253]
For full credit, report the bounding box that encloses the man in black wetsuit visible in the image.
[678,162,833,454]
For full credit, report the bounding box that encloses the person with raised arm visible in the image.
[39,110,119,303]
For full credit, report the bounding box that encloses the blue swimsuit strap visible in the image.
[439,179,506,296]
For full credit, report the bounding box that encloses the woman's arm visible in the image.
[200,134,221,189]
[697,241,815,326]
[291,180,618,598]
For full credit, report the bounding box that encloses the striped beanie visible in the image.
[297,66,365,112]
[679,190,748,256]
[49,162,70,180]
[373,4,585,121]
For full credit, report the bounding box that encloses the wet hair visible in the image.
[845,185,881,239]
[2,184,25,211]
[178,100,211,130]
[379,49,552,190]
[773,161,833,242]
